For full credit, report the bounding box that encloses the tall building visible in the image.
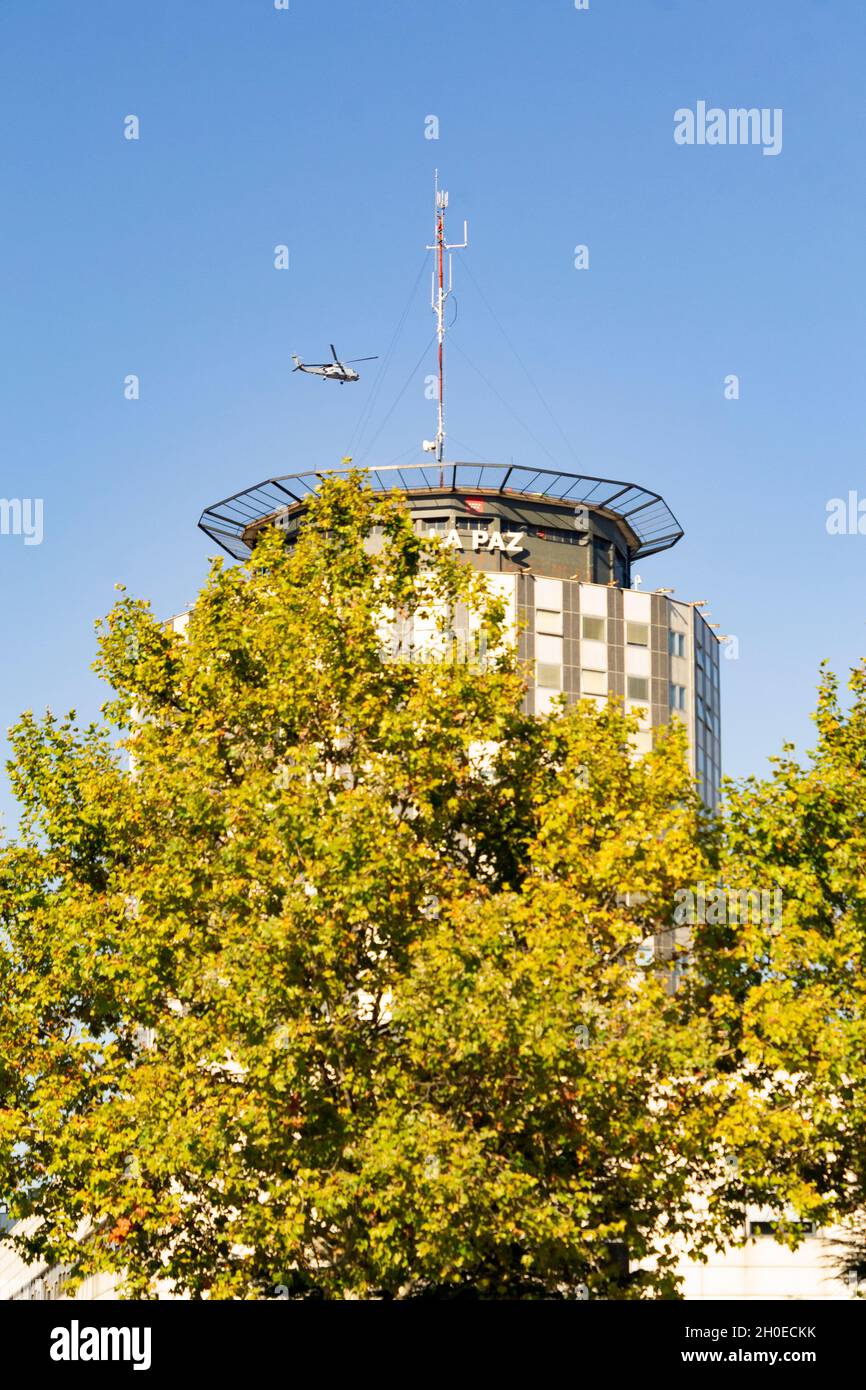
[199,459,723,808]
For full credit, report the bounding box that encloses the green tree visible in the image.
[696,661,866,1255]
[0,472,732,1299]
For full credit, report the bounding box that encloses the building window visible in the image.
[749,1219,816,1239]
[669,631,685,659]
[582,615,605,642]
[627,676,649,701]
[581,669,607,696]
[626,622,649,647]
[536,633,563,666]
[536,662,562,690]
[670,683,686,711]
[536,609,563,636]
[534,577,563,611]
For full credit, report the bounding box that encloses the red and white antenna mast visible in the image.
[423,171,468,481]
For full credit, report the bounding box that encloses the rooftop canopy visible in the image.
[198,461,684,562]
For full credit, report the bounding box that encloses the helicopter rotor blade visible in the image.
[343,356,379,364]
[330,344,339,362]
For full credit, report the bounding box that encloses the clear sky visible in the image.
[1,0,863,833]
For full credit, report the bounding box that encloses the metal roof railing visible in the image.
[198,461,684,561]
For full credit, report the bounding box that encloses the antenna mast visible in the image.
[424,171,468,481]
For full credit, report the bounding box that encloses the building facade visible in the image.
[200,460,722,807]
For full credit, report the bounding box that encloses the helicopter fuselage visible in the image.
[296,362,359,383]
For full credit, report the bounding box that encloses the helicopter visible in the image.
[291,344,378,384]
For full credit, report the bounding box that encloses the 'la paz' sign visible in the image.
[427,526,525,555]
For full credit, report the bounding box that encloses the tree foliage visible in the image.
[2,473,862,1299]
[695,662,866,1252]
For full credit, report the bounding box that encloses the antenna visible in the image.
[424,170,468,482]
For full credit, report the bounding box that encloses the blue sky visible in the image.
[0,0,863,832]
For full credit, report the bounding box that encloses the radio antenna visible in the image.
[423,171,468,483]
